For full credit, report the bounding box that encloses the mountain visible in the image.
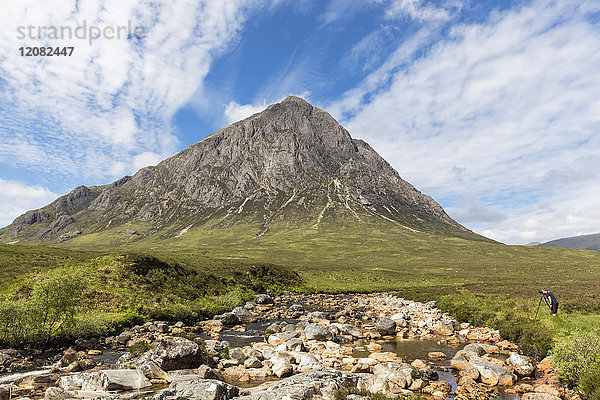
[0,96,487,251]
[540,232,600,251]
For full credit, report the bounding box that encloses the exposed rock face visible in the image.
[1,96,477,245]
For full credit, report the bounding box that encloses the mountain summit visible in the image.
[1,96,481,248]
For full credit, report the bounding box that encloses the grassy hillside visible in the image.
[1,224,599,354]
[59,219,600,313]
[0,245,303,345]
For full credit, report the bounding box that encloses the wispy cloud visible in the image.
[378,0,454,21]
[0,179,59,227]
[332,0,600,244]
[0,0,263,181]
[224,100,267,124]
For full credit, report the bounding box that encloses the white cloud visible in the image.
[224,101,268,124]
[0,0,263,180]
[378,0,452,21]
[332,0,600,244]
[0,179,59,227]
[223,91,312,124]
[132,151,163,171]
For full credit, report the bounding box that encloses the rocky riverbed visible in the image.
[0,293,578,400]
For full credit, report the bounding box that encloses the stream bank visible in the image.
[0,293,576,400]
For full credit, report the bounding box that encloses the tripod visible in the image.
[535,294,551,319]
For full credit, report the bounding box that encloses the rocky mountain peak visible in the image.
[0,97,477,246]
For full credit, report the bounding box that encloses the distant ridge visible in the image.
[540,232,600,251]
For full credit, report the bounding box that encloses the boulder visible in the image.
[422,380,452,395]
[286,338,305,352]
[229,348,247,363]
[254,294,274,305]
[231,307,256,324]
[507,352,535,377]
[272,357,293,378]
[267,331,300,345]
[238,369,362,400]
[428,351,446,361]
[154,375,238,400]
[297,353,322,372]
[118,337,209,371]
[304,324,333,341]
[213,313,240,326]
[522,394,561,400]
[331,323,363,339]
[375,318,397,335]
[372,362,414,389]
[306,311,329,322]
[44,387,76,400]
[451,354,470,370]
[463,344,486,356]
[244,357,263,369]
[471,361,516,386]
[59,369,151,391]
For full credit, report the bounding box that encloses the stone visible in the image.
[229,348,247,363]
[480,344,499,354]
[240,369,360,400]
[537,356,554,372]
[463,343,486,356]
[117,337,209,371]
[522,394,561,400]
[272,357,293,378]
[60,348,78,367]
[423,381,452,395]
[534,384,561,397]
[254,294,274,305]
[507,352,535,377]
[268,331,300,345]
[331,323,363,339]
[451,354,470,370]
[59,369,151,391]
[231,307,256,324]
[514,384,534,393]
[155,375,239,400]
[213,312,240,326]
[372,362,414,389]
[428,351,446,361]
[244,357,263,369]
[304,324,333,341]
[197,365,218,379]
[297,353,321,372]
[375,319,397,335]
[44,387,76,400]
[286,338,305,352]
[471,361,516,386]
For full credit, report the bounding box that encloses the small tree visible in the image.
[26,271,85,343]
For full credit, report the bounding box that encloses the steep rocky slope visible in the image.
[0,96,483,247]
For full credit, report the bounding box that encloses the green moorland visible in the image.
[1,219,600,397]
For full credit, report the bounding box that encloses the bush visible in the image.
[0,269,85,345]
[552,332,600,396]
[579,361,600,400]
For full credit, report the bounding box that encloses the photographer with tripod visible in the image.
[537,289,559,317]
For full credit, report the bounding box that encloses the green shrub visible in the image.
[579,361,600,400]
[552,332,600,392]
[0,270,85,345]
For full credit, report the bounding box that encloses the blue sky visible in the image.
[1,0,599,244]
